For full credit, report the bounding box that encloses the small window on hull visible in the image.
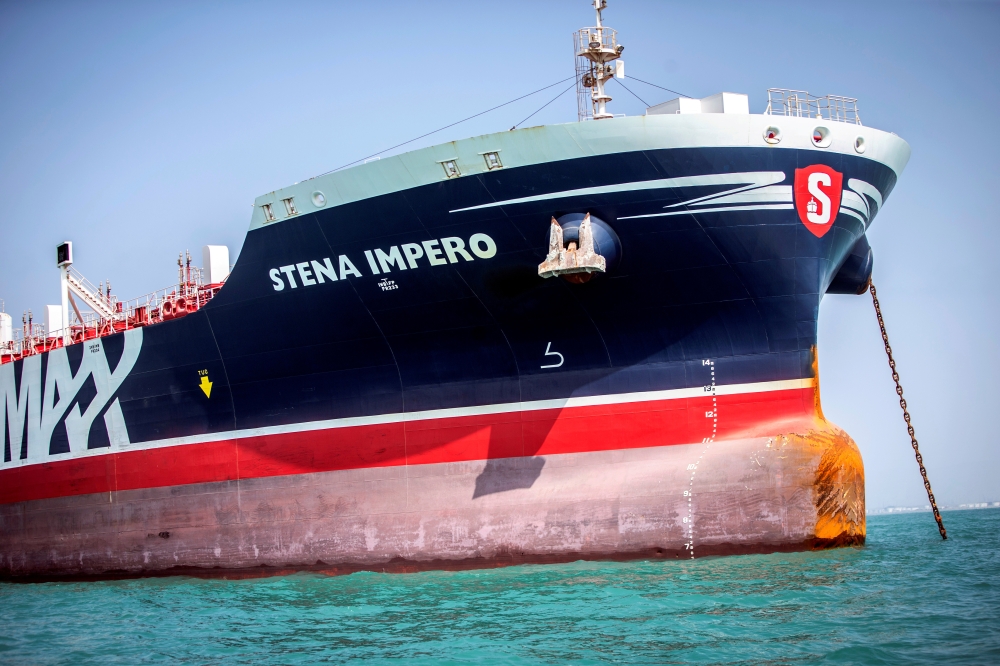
[483,152,502,170]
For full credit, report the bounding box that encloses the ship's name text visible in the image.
[268,233,497,291]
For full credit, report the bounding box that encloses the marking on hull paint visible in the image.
[448,173,786,213]
[0,377,813,471]
[0,386,817,504]
[111,378,807,454]
[540,342,564,369]
[198,370,213,399]
[686,358,718,559]
[619,204,794,220]
[665,184,791,209]
[617,176,880,225]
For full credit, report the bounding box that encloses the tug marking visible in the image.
[198,370,213,399]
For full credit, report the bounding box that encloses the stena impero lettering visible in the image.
[0,2,905,579]
[267,234,498,291]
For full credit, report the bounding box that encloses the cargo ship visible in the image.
[0,2,907,579]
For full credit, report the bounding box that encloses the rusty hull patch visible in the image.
[812,426,866,544]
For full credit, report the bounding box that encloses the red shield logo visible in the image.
[794,164,843,238]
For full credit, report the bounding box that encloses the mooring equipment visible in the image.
[870,281,947,540]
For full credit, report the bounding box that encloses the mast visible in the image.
[57,241,72,344]
[574,0,625,121]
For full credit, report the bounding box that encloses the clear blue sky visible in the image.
[1,0,997,510]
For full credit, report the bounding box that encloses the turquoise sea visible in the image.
[1,509,998,664]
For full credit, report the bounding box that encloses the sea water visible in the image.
[1,509,998,664]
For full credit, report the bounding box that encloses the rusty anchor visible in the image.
[537,213,607,282]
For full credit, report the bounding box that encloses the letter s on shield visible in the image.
[794,164,843,238]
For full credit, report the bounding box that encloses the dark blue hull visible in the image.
[2,128,898,577]
[53,146,888,449]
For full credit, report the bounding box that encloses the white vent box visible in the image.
[202,245,231,285]
[646,92,749,116]
[44,304,63,339]
[0,312,12,346]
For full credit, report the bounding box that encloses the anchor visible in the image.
[537,213,607,283]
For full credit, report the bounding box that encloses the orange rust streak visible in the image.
[811,344,826,422]
[754,346,865,543]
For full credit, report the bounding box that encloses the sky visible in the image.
[0,0,997,510]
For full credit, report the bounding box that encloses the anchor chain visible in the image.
[869,282,947,540]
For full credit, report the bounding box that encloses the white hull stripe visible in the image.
[448,172,786,213]
[675,184,792,207]
[449,170,880,229]
[617,176,880,225]
[663,177,788,208]
[2,378,814,468]
[620,204,794,219]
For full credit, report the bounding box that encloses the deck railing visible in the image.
[764,89,862,125]
[1,269,224,364]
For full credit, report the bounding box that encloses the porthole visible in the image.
[763,126,781,144]
[854,136,866,154]
[312,191,327,207]
[440,160,461,178]
[812,126,831,148]
[261,203,276,222]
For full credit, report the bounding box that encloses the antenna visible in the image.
[57,241,73,344]
[574,0,625,121]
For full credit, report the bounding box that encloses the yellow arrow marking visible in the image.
[199,374,213,398]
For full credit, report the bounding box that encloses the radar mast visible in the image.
[574,0,625,121]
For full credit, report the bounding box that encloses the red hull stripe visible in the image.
[0,386,816,505]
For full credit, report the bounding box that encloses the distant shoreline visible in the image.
[868,503,999,516]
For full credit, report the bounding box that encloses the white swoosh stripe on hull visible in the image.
[841,190,869,220]
[841,208,866,224]
[848,178,882,216]
[619,204,794,220]
[663,177,788,208]
[448,172,786,213]
[685,184,792,207]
